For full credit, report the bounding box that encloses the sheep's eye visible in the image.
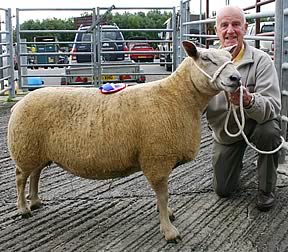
[201,56,210,61]
[201,56,217,65]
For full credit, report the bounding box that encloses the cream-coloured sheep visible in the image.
[8,41,241,242]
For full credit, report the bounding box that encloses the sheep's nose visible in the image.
[229,74,241,85]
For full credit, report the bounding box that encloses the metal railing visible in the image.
[15,8,96,89]
[0,8,15,98]
[274,0,288,162]
[15,7,177,88]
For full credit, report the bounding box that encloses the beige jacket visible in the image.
[206,41,281,144]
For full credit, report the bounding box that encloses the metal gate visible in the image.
[0,8,15,98]
[13,6,177,90]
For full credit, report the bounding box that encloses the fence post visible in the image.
[0,15,3,91]
[172,7,178,71]
[20,38,28,92]
[15,8,22,91]
[275,0,288,163]
[180,0,185,64]
[280,0,288,162]
[7,8,15,98]
[179,0,191,63]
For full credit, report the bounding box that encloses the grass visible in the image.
[5,97,16,102]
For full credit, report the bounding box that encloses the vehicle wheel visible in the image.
[165,63,172,72]
[14,63,18,70]
[60,77,67,85]
[136,76,146,83]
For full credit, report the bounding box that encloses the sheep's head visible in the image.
[182,40,241,93]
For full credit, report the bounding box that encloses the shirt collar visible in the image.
[232,43,245,64]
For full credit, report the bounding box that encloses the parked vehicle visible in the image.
[34,36,59,68]
[65,23,145,86]
[62,59,146,85]
[74,24,126,63]
[130,43,155,62]
[246,21,275,55]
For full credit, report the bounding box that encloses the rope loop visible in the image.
[224,86,285,154]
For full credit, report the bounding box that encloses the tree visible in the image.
[17,10,172,48]
[19,18,75,43]
[106,10,172,40]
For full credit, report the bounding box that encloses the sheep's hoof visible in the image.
[30,199,42,211]
[161,224,181,243]
[20,210,33,219]
[30,202,42,211]
[167,235,182,244]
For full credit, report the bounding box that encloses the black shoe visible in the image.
[256,190,276,212]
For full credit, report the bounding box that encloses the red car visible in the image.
[130,43,155,62]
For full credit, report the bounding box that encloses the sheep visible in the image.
[7,41,241,242]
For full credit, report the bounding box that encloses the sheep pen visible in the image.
[7,41,241,242]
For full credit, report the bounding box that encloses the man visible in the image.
[206,6,282,211]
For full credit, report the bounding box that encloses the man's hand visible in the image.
[229,86,253,107]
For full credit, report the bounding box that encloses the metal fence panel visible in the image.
[0,8,15,98]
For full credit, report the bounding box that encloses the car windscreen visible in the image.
[261,24,274,33]
[78,31,123,41]
[82,33,92,41]
[102,31,123,41]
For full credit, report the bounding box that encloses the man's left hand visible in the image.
[229,86,253,107]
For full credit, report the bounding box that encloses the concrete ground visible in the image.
[1,97,288,252]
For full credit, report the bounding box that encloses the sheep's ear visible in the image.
[182,40,199,59]
[223,44,238,59]
[223,44,237,53]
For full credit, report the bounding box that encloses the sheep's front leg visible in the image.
[16,166,32,218]
[157,203,175,221]
[27,169,42,210]
[144,168,181,242]
[156,181,180,242]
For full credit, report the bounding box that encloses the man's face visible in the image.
[215,9,248,49]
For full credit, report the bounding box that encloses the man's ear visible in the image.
[182,40,199,59]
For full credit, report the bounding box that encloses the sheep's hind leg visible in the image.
[16,165,32,218]
[27,169,43,210]
[144,165,181,242]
